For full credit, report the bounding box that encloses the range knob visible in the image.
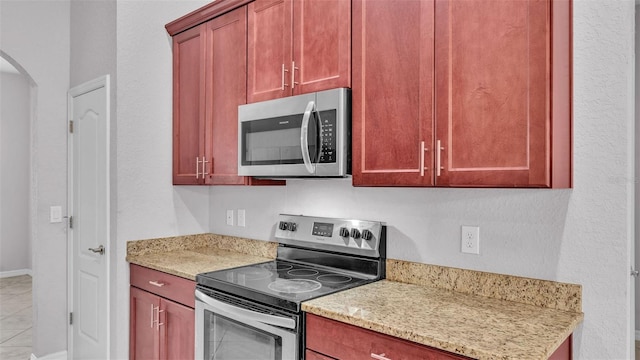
[339,227,350,237]
[279,221,297,231]
[362,229,373,241]
[350,228,361,239]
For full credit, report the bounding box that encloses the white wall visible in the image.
[69,0,117,356]
[208,1,635,359]
[0,71,31,273]
[114,1,209,358]
[0,0,70,356]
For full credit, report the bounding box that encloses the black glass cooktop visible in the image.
[196,260,371,313]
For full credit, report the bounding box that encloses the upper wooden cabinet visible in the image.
[247,0,351,103]
[172,25,206,185]
[352,0,572,188]
[171,6,283,186]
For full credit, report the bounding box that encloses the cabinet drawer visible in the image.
[306,314,469,360]
[130,264,195,308]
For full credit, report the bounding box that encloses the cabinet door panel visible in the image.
[435,0,549,187]
[352,0,434,186]
[130,288,160,360]
[173,25,206,185]
[160,298,195,360]
[292,0,350,95]
[247,0,293,103]
[206,7,248,185]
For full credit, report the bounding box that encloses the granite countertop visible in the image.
[126,233,277,280]
[302,260,584,360]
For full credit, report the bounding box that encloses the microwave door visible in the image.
[300,101,323,175]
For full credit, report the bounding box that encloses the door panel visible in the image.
[247,0,293,103]
[69,76,110,359]
[293,0,351,94]
[161,299,195,360]
[435,0,549,186]
[352,0,434,186]
[173,25,206,184]
[207,6,248,185]
[130,288,160,360]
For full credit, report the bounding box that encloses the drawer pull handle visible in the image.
[371,353,391,360]
[148,281,165,287]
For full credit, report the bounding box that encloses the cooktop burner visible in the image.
[196,260,371,312]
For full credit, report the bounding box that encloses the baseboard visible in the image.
[30,350,67,360]
[0,269,33,278]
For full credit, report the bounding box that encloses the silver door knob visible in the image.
[88,245,105,255]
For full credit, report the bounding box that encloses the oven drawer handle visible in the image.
[195,290,296,330]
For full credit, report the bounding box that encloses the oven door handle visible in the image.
[195,290,296,330]
[300,100,319,174]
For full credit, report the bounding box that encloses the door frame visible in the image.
[67,75,111,359]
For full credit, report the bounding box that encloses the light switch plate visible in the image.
[237,209,246,227]
[226,210,234,226]
[50,206,62,223]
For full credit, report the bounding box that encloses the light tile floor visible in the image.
[0,275,32,360]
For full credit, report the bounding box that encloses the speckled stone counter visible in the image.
[126,233,277,280]
[302,260,584,360]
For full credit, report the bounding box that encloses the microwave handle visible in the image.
[300,101,317,174]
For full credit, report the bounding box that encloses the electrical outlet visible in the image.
[237,209,246,227]
[226,210,234,226]
[461,226,480,254]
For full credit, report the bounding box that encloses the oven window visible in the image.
[204,310,283,360]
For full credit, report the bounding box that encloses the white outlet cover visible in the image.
[237,209,246,227]
[461,225,480,254]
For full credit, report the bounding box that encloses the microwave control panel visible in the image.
[318,110,336,163]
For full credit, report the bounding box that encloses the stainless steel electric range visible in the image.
[194,214,386,360]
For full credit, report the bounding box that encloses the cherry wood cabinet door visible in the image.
[306,314,470,360]
[160,298,195,360]
[434,0,571,187]
[205,6,248,185]
[172,25,206,185]
[292,0,350,95]
[130,287,160,360]
[247,0,293,103]
[352,0,435,186]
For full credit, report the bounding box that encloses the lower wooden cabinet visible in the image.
[306,314,572,360]
[306,314,469,360]
[129,265,195,360]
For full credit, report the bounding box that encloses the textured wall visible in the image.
[69,0,118,357]
[114,1,209,359]
[0,72,31,273]
[0,0,70,356]
[209,1,636,358]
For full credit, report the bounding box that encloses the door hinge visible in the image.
[69,215,73,229]
[69,312,73,325]
[69,120,74,133]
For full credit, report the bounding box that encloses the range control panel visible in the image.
[275,214,384,258]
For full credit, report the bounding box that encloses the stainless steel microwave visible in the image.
[238,88,351,178]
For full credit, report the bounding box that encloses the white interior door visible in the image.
[68,75,110,359]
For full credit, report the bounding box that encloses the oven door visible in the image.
[195,288,299,360]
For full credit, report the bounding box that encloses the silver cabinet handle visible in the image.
[148,280,165,287]
[149,304,154,328]
[281,63,289,90]
[88,245,105,255]
[291,61,298,89]
[436,139,444,177]
[202,157,210,177]
[195,156,200,179]
[371,353,391,360]
[420,141,428,176]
